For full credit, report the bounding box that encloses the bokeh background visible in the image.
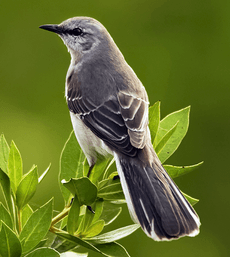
[1,0,229,256]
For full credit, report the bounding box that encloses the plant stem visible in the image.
[49,226,64,234]
[18,209,22,233]
[51,206,71,226]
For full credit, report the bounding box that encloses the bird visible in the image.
[40,17,200,241]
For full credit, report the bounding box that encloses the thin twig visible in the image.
[51,206,71,226]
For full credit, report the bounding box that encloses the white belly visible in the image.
[70,112,112,166]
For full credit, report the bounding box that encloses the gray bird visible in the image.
[40,17,200,241]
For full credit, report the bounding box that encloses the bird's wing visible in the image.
[67,80,149,157]
[117,91,149,149]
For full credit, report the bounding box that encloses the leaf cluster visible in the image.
[0,103,202,256]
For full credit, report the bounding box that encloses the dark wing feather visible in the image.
[67,86,137,156]
[83,100,136,156]
[67,76,149,156]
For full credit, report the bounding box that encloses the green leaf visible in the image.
[95,242,130,257]
[24,247,60,257]
[84,219,105,238]
[0,222,22,257]
[31,238,47,250]
[77,207,95,235]
[0,203,13,229]
[56,231,130,257]
[182,192,199,206]
[62,177,97,206]
[45,231,58,248]
[74,215,84,236]
[54,239,80,253]
[98,182,124,201]
[8,141,23,194]
[149,101,160,145]
[51,228,81,251]
[56,231,102,254]
[16,165,38,210]
[98,179,110,190]
[155,106,190,163]
[0,134,10,173]
[0,168,14,219]
[99,202,122,226]
[21,204,33,229]
[59,131,85,204]
[67,196,80,235]
[98,171,119,190]
[155,121,178,155]
[20,198,53,253]
[86,224,140,244]
[164,162,203,179]
[102,158,116,180]
[38,163,51,183]
[83,158,90,177]
[91,199,104,224]
[89,154,113,184]
[108,172,119,180]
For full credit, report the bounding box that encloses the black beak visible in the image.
[39,24,63,35]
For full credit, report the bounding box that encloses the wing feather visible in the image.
[118,92,149,149]
[67,79,149,155]
[120,98,142,121]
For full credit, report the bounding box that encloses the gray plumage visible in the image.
[40,17,201,241]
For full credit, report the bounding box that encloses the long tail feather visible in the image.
[114,151,200,241]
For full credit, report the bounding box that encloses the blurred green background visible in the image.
[1,0,229,256]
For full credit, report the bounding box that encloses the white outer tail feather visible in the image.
[114,152,200,241]
[114,152,162,241]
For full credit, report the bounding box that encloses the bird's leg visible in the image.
[87,164,95,178]
[86,164,95,213]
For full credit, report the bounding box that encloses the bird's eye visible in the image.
[71,27,83,36]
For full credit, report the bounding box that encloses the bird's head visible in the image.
[40,17,119,62]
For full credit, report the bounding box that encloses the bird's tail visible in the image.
[114,149,200,241]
